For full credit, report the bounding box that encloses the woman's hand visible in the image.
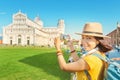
[66,35,74,47]
[54,37,62,51]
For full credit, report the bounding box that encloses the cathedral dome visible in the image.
[34,16,43,27]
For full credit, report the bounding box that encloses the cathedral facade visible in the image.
[3,11,65,46]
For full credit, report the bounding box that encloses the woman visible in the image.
[54,22,113,80]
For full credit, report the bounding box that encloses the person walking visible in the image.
[118,44,120,52]
[54,22,113,80]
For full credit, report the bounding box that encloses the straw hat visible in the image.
[75,22,110,38]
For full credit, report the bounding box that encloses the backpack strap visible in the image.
[84,70,91,80]
[92,53,108,62]
[92,53,107,80]
[84,52,105,80]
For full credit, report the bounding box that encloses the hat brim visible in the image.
[75,32,111,38]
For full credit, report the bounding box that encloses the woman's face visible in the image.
[81,35,99,51]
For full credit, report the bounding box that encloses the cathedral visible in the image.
[3,11,65,46]
[106,22,120,46]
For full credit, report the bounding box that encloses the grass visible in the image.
[0,46,70,80]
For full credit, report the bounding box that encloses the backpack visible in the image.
[93,53,120,80]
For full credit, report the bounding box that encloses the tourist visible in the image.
[54,22,112,80]
[118,44,120,52]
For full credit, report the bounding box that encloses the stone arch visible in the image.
[18,35,22,45]
[10,37,13,45]
[27,36,30,45]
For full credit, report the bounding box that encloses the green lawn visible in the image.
[0,46,70,80]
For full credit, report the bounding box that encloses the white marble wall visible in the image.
[3,11,65,46]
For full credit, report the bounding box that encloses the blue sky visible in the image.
[0,0,120,39]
